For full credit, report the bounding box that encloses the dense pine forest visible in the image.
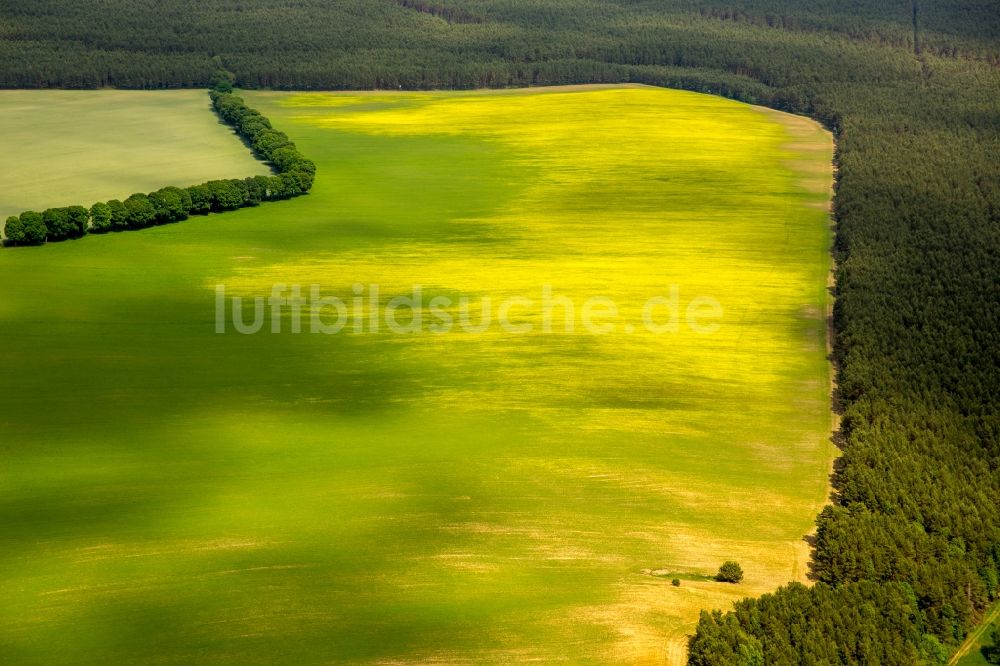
[1,0,998,662]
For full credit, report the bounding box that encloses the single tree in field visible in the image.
[66,205,89,237]
[253,129,293,155]
[149,186,190,224]
[210,68,236,93]
[16,211,48,245]
[266,175,287,200]
[4,215,23,245]
[42,207,72,240]
[206,180,245,211]
[123,193,157,229]
[716,561,744,584]
[106,199,128,230]
[243,176,266,206]
[90,202,112,233]
[185,185,213,215]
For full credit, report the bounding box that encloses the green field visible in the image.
[0,89,268,223]
[954,606,1000,666]
[0,85,833,664]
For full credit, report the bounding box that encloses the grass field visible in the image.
[0,85,833,664]
[0,89,268,223]
[953,605,1000,665]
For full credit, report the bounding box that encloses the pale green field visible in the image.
[0,89,268,222]
[0,85,833,664]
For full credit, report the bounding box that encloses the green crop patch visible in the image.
[0,85,834,663]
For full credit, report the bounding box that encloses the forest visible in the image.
[0,0,997,662]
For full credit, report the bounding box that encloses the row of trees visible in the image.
[208,89,315,191]
[4,205,88,245]
[4,89,314,246]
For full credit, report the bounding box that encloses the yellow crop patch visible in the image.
[0,85,834,664]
